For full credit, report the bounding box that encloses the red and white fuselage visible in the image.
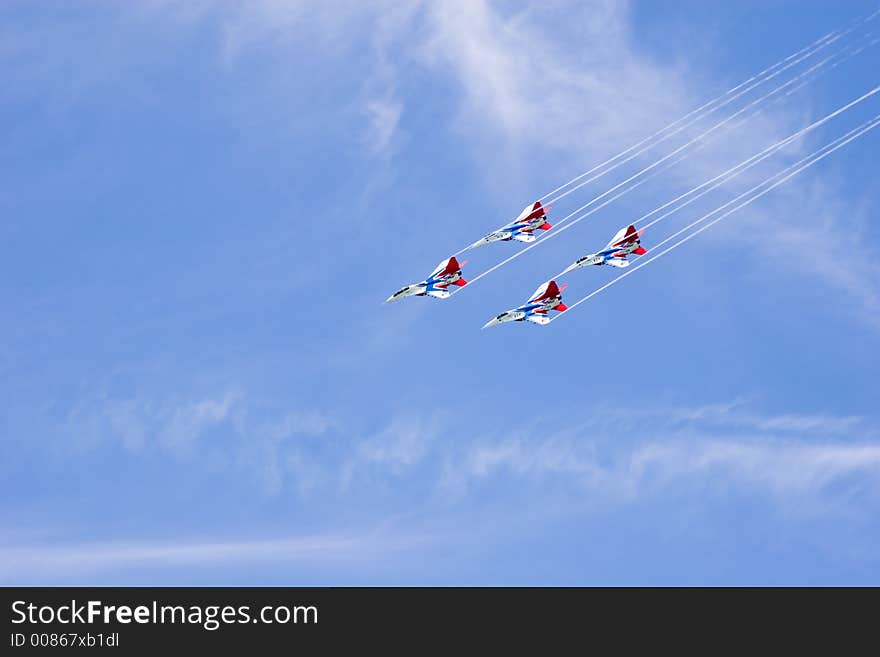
[483,280,568,328]
[562,224,647,273]
[385,256,468,302]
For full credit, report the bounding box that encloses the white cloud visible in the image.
[0,527,439,584]
[161,391,241,449]
[362,96,404,157]
[409,2,878,327]
[664,400,871,437]
[83,1,875,327]
[356,3,422,158]
[205,0,418,158]
[587,437,865,507]
[418,0,686,156]
[61,382,880,507]
[22,396,880,582]
[733,175,880,327]
[341,414,440,490]
[439,402,880,506]
[62,387,338,488]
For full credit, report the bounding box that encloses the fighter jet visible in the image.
[483,280,568,328]
[385,256,468,302]
[469,201,552,249]
[561,224,647,273]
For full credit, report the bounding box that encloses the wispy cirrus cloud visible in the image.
[14,0,874,325]
[442,432,880,502]
[418,0,690,163]
[58,383,880,508]
[11,393,880,583]
[436,398,880,505]
[732,174,880,328]
[0,526,443,584]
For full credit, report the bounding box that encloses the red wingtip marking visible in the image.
[454,279,467,286]
[555,303,568,312]
[634,246,647,255]
[539,222,552,230]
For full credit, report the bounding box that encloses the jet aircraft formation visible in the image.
[384,9,880,330]
[385,198,649,329]
[480,223,646,328]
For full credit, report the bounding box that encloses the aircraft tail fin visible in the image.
[517,201,552,223]
[608,224,644,248]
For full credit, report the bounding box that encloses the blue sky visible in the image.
[2,0,879,585]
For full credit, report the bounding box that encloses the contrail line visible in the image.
[552,114,880,319]
[448,10,877,258]
[546,84,880,278]
[536,11,876,205]
[543,29,875,208]
[456,40,876,290]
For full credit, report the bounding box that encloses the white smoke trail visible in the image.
[449,11,877,258]
[546,84,880,278]
[532,29,838,203]
[553,115,880,319]
[536,11,877,205]
[546,31,880,210]
[456,41,877,289]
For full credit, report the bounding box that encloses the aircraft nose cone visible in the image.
[482,318,501,329]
